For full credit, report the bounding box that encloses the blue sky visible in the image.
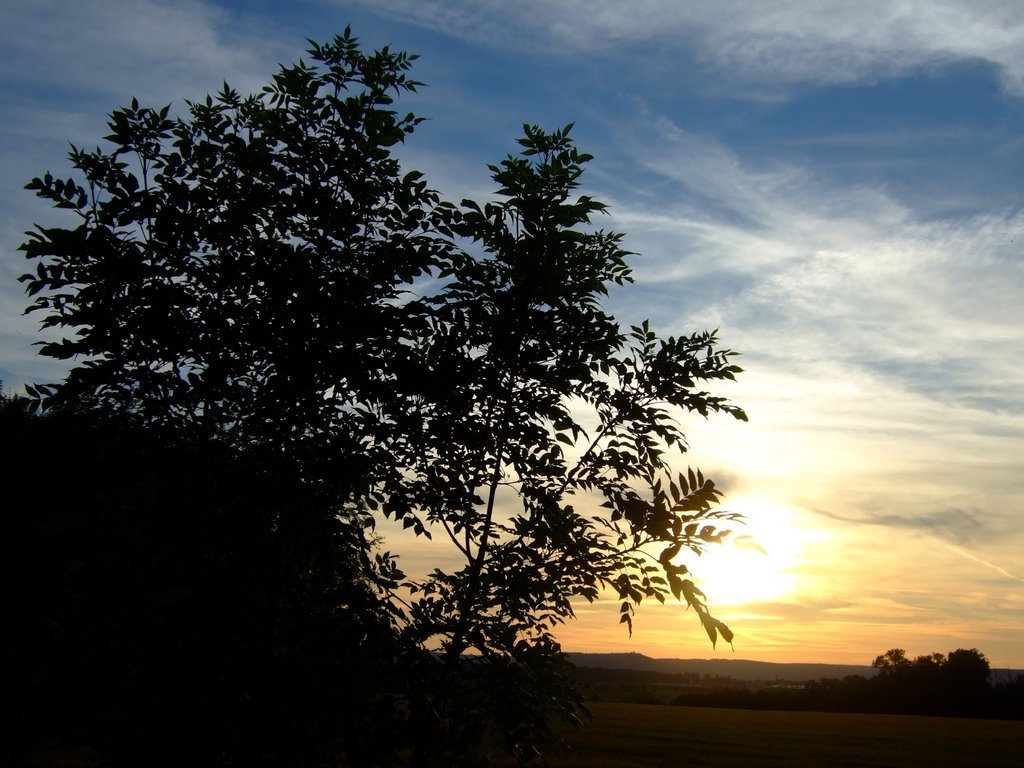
[2,0,1023,667]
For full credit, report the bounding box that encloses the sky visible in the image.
[2,0,1023,669]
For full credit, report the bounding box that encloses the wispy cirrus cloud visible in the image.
[0,1,309,389]
[600,116,1024,391]
[815,506,997,545]
[0,0,291,105]
[342,0,1024,95]
[573,112,1024,639]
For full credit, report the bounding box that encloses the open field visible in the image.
[539,702,1024,767]
[21,702,1024,766]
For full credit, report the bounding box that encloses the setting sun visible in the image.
[685,498,806,607]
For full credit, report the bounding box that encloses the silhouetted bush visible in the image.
[1,400,407,766]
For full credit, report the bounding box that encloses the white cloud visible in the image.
[345,0,1024,95]
[0,0,292,105]
[0,1,311,390]
[600,115,1024,391]
[581,113,1024,612]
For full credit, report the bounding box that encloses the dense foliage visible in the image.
[9,29,746,766]
[1,394,405,766]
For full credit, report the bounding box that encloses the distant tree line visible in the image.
[575,667,747,688]
[665,649,1024,719]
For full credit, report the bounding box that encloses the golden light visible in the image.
[682,497,806,607]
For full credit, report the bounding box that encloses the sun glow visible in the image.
[682,498,807,607]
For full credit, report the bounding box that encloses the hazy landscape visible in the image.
[567,652,878,681]
[569,651,1023,716]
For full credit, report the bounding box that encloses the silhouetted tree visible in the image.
[14,29,746,766]
[993,672,1024,719]
[941,648,991,715]
[871,647,911,675]
[870,648,993,716]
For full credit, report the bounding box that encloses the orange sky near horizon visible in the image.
[548,374,1024,670]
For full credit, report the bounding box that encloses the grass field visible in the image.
[537,702,1024,767]
[23,702,1024,766]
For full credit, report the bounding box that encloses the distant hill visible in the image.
[566,652,876,682]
